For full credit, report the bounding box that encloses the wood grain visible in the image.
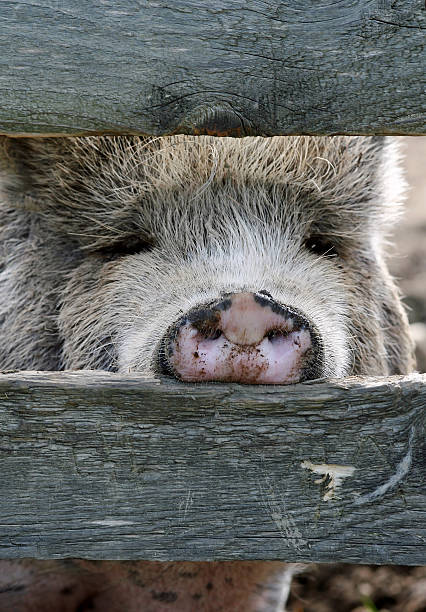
[0,371,424,564]
[0,1,424,136]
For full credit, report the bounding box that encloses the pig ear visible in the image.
[0,136,156,251]
[371,136,407,223]
[350,136,406,215]
[307,136,406,248]
[341,136,406,235]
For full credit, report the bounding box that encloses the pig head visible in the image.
[0,134,414,379]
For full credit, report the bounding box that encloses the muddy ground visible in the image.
[287,136,426,612]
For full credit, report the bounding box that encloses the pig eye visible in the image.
[98,235,155,257]
[208,329,223,341]
[304,236,338,257]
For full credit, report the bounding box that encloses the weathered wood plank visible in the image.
[0,371,424,564]
[0,1,425,136]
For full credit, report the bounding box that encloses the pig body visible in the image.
[0,135,415,611]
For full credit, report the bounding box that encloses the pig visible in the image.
[0,134,415,611]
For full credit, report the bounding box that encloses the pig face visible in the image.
[62,205,349,383]
[0,135,414,380]
[22,135,409,381]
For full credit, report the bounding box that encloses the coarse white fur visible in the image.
[0,135,414,379]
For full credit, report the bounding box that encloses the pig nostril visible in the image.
[266,329,288,342]
[160,294,324,383]
[208,329,223,341]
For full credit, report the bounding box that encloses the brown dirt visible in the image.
[286,137,426,612]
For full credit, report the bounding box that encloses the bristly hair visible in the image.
[0,135,415,376]
[0,135,405,252]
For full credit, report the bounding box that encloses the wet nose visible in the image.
[161,292,322,384]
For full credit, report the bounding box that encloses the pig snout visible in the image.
[160,291,322,384]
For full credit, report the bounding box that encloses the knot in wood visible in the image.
[176,102,253,137]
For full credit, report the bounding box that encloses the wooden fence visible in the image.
[0,0,425,569]
[0,371,424,565]
[0,1,425,137]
